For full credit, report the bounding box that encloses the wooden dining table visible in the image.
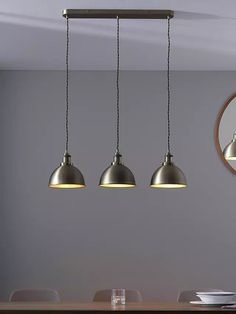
[0,302,234,313]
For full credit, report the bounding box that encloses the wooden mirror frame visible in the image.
[215,93,236,174]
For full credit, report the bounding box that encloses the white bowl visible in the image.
[196,292,236,304]
[196,292,235,295]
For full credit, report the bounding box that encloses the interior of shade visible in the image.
[225,156,236,160]
[99,184,136,188]
[150,184,187,188]
[48,184,86,188]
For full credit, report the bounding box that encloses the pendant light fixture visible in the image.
[150,16,187,188]
[49,17,85,188]
[223,132,236,160]
[99,17,136,188]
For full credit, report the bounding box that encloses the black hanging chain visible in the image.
[65,17,69,153]
[116,16,120,154]
[167,16,171,155]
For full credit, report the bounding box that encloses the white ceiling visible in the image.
[1,0,236,70]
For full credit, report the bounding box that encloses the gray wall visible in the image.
[1,70,236,302]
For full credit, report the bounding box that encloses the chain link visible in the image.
[167,16,171,154]
[65,17,69,153]
[116,16,120,153]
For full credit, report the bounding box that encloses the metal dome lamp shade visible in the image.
[223,132,236,160]
[99,17,136,188]
[150,17,187,188]
[150,153,187,188]
[49,18,85,188]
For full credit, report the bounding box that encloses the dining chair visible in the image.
[9,288,61,302]
[177,289,224,302]
[93,289,143,302]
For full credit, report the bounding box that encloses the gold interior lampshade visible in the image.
[150,153,187,188]
[99,152,136,188]
[223,133,236,160]
[49,153,85,188]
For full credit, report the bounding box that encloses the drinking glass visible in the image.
[111,289,126,305]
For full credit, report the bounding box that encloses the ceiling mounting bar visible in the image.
[62,9,174,19]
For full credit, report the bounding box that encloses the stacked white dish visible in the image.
[191,291,236,306]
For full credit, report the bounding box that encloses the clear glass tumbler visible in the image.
[111,288,126,305]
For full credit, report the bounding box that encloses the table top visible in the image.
[0,302,234,312]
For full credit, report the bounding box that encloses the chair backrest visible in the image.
[178,289,224,302]
[93,289,143,302]
[9,289,60,302]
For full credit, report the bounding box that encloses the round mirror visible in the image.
[215,93,236,174]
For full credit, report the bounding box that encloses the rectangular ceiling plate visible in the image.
[62,9,174,19]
